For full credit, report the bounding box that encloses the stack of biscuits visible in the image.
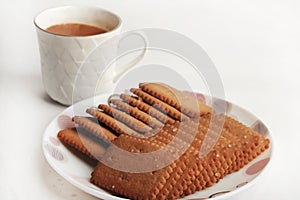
[57,82,270,200]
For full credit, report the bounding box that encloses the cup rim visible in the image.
[33,5,122,38]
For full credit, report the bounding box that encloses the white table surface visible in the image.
[1,0,299,199]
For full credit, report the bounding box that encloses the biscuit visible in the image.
[93,120,200,199]
[109,98,164,128]
[131,88,190,121]
[120,93,175,124]
[222,116,270,168]
[139,82,212,117]
[180,117,270,197]
[161,119,228,199]
[160,114,261,198]
[157,122,204,199]
[86,108,142,138]
[72,116,117,142]
[91,132,193,200]
[57,128,106,161]
[180,135,239,197]
[98,104,152,134]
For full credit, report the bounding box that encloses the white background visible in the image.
[0,0,299,199]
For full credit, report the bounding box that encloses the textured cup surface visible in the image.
[35,6,121,105]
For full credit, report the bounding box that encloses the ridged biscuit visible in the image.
[181,117,270,197]
[120,93,175,124]
[130,88,189,121]
[57,128,106,161]
[86,108,142,138]
[109,98,164,128]
[139,82,212,117]
[91,133,185,200]
[72,116,117,142]
[98,104,152,134]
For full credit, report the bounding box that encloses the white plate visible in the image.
[42,93,273,200]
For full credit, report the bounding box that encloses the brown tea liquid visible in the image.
[46,23,107,36]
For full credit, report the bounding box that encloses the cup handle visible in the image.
[113,31,147,83]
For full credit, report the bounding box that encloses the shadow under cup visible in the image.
[34,6,122,105]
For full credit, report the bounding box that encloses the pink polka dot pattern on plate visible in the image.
[57,115,75,129]
[44,143,64,161]
[246,158,270,175]
[49,136,61,146]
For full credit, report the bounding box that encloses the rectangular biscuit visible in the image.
[139,82,212,117]
[86,108,142,138]
[72,116,117,142]
[57,128,107,162]
[91,133,186,200]
[160,119,228,199]
[109,98,164,128]
[120,93,176,124]
[99,104,153,134]
[130,88,190,121]
[181,117,270,197]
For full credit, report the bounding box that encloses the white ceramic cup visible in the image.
[34,6,146,105]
